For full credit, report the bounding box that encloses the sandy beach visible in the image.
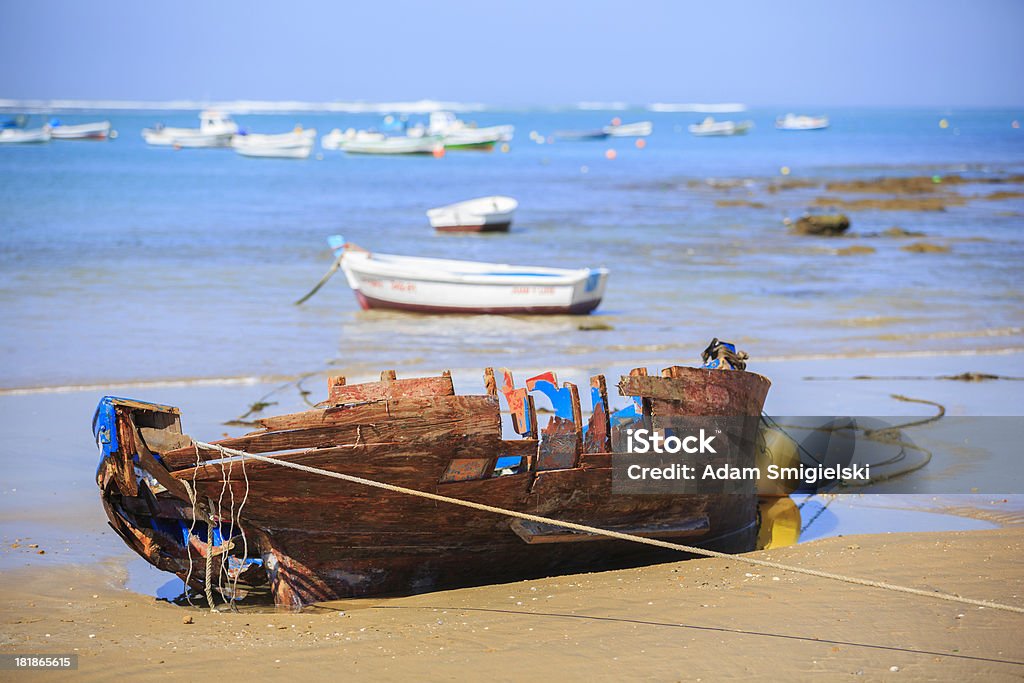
[2,528,1021,681]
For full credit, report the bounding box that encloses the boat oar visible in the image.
[294,253,344,305]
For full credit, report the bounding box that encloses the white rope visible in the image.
[192,440,1024,615]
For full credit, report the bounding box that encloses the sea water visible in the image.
[1,107,1022,390]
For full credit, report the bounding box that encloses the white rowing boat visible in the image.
[0,126,51,143]
[427,196,518,233]
[604,121,653,137]
[343,135,443,155]
[776,113,829,131]
[321,128,387,150]
[50,120,112,139]
[142,110,238,147]
[688,117,753,136]
[232,128,316,158]
[330,236,608,314]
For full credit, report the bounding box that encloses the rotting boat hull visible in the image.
[94,365,770,608]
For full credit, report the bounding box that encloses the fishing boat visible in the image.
[555,128,610,141]
[427,195,518,233]
[332,237,608,314]
[231,128,316,159]
[688,117,753,136]
[776,113,829,131]
[343,135,443,155]
[604,120,653,137]
[49,120,112,140]
[92,353,771,607]
[418,111,514,150]
[321,128,386,151]
[142,110,238,147]
[0,126,51,143]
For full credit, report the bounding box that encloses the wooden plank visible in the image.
[509,516,710,544]
[321,374,454,406]
[584,375,611,454]
[619,367,771,415]
[440,458,495,483]
[535,415,580,471]
[161,395,500,470]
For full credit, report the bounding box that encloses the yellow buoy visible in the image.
[756,496,801,550]
[500,143,510,153]
[755,424,801,497]
[939,118,949,129]
[780,166,791,176]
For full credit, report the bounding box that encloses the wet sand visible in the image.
[1,528,1021,681]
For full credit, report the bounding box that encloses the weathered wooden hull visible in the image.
[94,364,770,607]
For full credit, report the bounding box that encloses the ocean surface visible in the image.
[1,107,1023,390]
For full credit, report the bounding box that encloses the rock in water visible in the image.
[792,214,851,236]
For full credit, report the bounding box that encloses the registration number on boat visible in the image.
[511,286,555,295]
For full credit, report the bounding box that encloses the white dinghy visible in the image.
[0,126,51,144]
[427,195,518,233]
[328,236,608,315]
[50,120,112,139]
[688,117,753,136]
[232,128,316,158]
[776,113,829,131]
[343,135,444,155]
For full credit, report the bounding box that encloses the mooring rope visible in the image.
[192,440,1024,615]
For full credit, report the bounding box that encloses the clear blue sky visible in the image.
[2,0,1022,106]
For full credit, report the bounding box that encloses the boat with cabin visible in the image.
[142,110,239,147]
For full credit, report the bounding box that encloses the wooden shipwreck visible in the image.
[93,364,770,608]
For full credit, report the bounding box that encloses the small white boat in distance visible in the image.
[604,121,653,137]
[688,117,753,136]
[427,196,518,233]
[50,120,112,140]
[330,236,608,315]
[425,111,514,150]
[0,126,51,143]
[142,110,238,147]
[343,135,443,155]
[232,128,316,159]
[776,113,829,131]
[321,128,387,150]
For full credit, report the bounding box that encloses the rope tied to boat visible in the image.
[191,440,1024,615]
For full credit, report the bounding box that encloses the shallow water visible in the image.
[1,108,1023,389]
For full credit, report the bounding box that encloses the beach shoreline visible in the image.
[1,528,1021,680]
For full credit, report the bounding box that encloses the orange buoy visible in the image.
[432,146,446,158]
[635,138,646,149]
[604,148,617,160]
[611,117,622,126]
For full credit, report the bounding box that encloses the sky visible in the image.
[1,0,1023,107]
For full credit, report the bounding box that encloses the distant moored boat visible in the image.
[427,195,518,233]
[688,117,753,136]
[49,120,112,140]
[776,113,829,131]
[0,126,51,144]
[231,128,316,159]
